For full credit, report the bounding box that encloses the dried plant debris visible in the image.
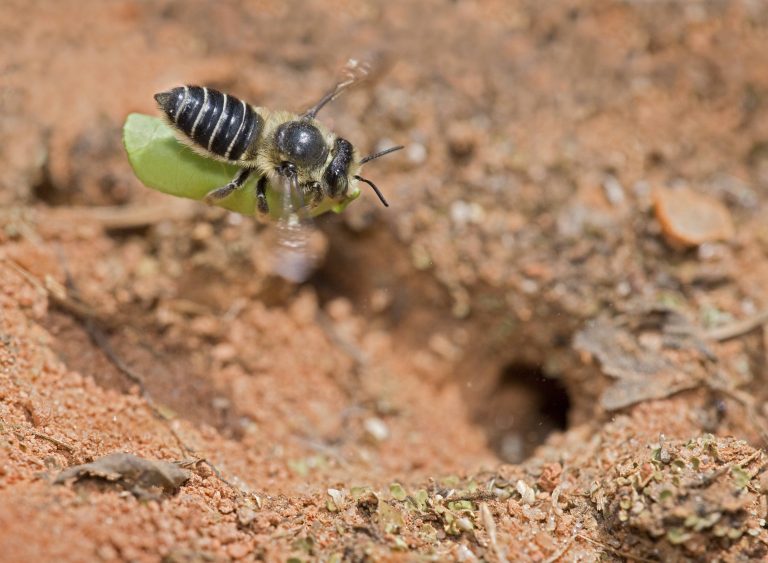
[330,475,547,558]
[54,453,190,498]
[574,309,714,410]
[591,435,768,559]
[653,186,735,248]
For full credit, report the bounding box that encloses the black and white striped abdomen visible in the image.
[154,86,264,162]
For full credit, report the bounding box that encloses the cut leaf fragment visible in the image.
[122,113,360,219]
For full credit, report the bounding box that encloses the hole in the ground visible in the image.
[475,362,571,464]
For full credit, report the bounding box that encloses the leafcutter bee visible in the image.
[153,63,402,281]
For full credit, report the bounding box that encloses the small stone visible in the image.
[428,333,460,361]
[218,498,235,514]
[407,143,427,164]
[446,122,479,159]
[536,463,562,492]
[364,417,390,442]
[370,289,391,313]
[410,244,432,270]
[227,541,252,559]
[516,479,536,505]
[602,175,626,206]
[456,517,474,532]
[326,298,353,322]
[450,200,485,228]
[211,343,236,361]
[96,544,119,560]
[192,222,214,241]
[236,507,257,526]
[327,488,346,511]
[653,186,735,247]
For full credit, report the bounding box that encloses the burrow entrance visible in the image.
[473,362,571,463]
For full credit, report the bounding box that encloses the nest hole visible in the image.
[476,361,571,463]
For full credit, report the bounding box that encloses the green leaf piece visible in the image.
[389,482,407,501]
[377,502,405,534]
[122,113,360,219]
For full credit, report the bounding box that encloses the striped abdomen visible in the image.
[154,86,263,162]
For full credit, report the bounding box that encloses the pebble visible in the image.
[653,186,735,247]
[237,507,257,526]
[364,417,390,442]
[227,541,252,560]
[406,143,427,164]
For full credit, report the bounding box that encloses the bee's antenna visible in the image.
[354,175,389,207]
[359,145,404,164]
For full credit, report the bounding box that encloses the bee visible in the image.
[153,69,402,216]
[153,65,402,281]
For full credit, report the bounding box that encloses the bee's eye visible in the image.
[275,121,328,168]
[323,138,354,198]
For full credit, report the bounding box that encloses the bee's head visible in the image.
[272,118,403,210]
[321,140,404,208]
[322,138,356,201]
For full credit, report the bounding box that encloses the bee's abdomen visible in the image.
[154,86,263,162]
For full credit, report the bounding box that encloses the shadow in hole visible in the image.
[475,362,571,463]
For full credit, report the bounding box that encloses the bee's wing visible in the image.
[272,174,319,283]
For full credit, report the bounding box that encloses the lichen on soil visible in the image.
[2,1,768,561]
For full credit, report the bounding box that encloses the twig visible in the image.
[3,258,101,320]
[82,319,147,391]
[77,312,205,464]
[704,309,768,342]
[50,202,197,231]
[31,431,76,453]
[445,491,496,503]
[480,503,508,563]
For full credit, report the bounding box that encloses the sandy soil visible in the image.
[2,0,768,561]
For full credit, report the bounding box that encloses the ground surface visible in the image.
[2,0,768,561]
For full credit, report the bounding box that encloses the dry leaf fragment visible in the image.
[653,186,735,247]
[54,452,190,496]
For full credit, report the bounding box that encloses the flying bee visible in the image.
[153,70,402,216]
[153,65,402,281]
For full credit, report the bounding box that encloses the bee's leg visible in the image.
[256,176,269,215]
[307,182,324,206]
[203,168,253,205]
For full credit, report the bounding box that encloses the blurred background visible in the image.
[2,1,768,560]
